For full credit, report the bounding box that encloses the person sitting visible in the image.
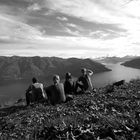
[64,72,75,95]
[64,72,74,101]
[45,75,66,105]
[75,68,94,94]
[26,77,46,106]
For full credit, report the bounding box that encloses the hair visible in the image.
[65,72,72,79]
[32,77,37,83]
[53,75,60,81]
[81,68,87,73]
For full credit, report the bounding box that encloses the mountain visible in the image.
[0,56,110,80]
[121,57,140,69]
[94,56,136,64]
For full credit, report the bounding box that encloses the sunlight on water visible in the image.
[93,63,140,87]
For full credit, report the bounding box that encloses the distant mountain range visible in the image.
[94,56,137,64]
[0,56,110,80]
[121,57,140,69]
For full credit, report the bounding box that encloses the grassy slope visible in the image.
[1,80,140,139]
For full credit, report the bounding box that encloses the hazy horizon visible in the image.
[0,54,138,59]
[0,0,140,58]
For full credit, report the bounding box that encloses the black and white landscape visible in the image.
[0,0,140,139]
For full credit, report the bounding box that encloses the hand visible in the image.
[87,69,93,76]
[77,81,83,85]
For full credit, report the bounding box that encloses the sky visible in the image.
[0,0,140,58]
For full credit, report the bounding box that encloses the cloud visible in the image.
[63,27,80,36]
[0,35,137,58]
[56,16,68,21]
[0,0,127,38]
[42,0,123,23]
[27,3,41,11]
[0,14,43,42]
[0,0,140,58]
[67,23,78,28]
[42,0,140,32]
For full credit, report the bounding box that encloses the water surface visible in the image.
[93,63,140,87]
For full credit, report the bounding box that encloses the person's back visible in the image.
[32,82,45,102]
[45,85,58,105]
[55,83,66,103]
[64,80,74,94]
[45,75,66,105]
[75,68,93,93]
[78,75,89,91]
[64,72,75,95]
[26,77,46,105]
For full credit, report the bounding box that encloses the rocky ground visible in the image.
[1,79,140,140]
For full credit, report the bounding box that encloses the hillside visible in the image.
[122,57,140,69]
[1,79,140,139]
[0,56,110,80]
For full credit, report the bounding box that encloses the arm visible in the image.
[41,84,47,99]
[40,83,44,93]
[44,85,49,95]
[26,85,32,93]
[76,77,84,85]
[86,69,93,76]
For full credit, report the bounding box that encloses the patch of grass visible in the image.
[1,79,140,139]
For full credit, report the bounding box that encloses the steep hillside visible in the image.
[121,57,140,69]
[1,80,140,139]
[0,56,110,80]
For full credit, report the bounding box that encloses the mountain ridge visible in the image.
[0,56,110,80]
[121,57,140,69]
[94,56,137,64]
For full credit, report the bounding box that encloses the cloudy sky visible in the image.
[0,0,140,58]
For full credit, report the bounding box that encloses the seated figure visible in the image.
[75,68,94,94]
[45,75,66,105]
[64,72,75,95]
[26,77,46,106]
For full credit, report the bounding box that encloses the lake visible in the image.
[0,63,140,105]
[93,63,140,87]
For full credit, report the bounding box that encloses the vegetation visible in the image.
[1,79,140,139]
